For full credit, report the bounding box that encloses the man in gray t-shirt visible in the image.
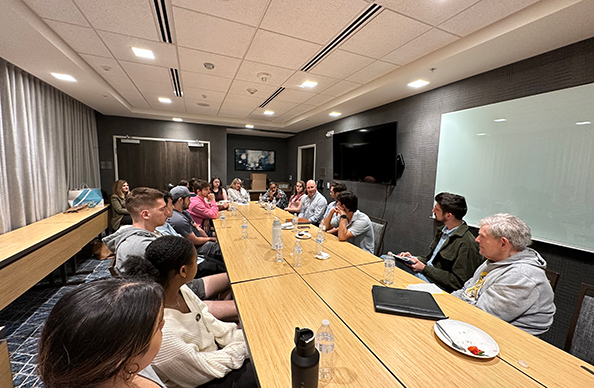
[322,191,374,254]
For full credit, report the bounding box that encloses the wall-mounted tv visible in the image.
[333,122,397,185]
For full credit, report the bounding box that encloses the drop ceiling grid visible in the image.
[172,0,271,27]
[307,49,375,79]
[381,28,459,66]
[23,0,90,27]
[375,0,482,27]
[177,47,243,79]
[346,60,399,84]
[43,20,112,57]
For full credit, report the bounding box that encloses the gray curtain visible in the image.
[0,58,100,234]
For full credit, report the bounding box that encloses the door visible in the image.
[298,144,316,182]
[116,138,209,190]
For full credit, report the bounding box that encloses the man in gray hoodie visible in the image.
[452,213,555,336]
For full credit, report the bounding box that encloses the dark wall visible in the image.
[226,134,289,188]
[287,37,594,349]
[96,114,227,193]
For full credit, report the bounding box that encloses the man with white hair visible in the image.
[452,213,556,335]
[299,179,327,226]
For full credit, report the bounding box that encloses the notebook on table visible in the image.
[372,285,448,320]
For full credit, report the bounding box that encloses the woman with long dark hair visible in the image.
[123,236,256,388]
[38,278,166,388]
[110,179,132,230]
[285,180,306,214]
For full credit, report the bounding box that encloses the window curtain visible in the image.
[0,58,100,234]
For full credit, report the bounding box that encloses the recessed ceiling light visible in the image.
[245,124,254,129]
[204,62,215,70]
[407,79,429,88]
[576,121,591,125]
[51,73,76,82]
[172,118,183,122]
[131,47,154,59]
[264,110,274,116]
[494,118,507,122]
[158,97,172,104]
[300,80,318,88]
[329,112,341,117]
[476,133,489,136]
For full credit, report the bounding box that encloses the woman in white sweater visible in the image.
[124,236,257,388]
[227,178,250,204]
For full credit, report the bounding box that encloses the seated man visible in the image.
[394,192,483,292]
[168,186,225,271]
[452,213,556,336]
[103,187,235,321]
[323,182,347,221]
[299,179,327,226]
[262,181,288,209]
[322,191,374,254]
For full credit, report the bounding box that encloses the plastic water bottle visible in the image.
[259,193,263,204]
[315,319,335,383]
[266,202,272,215]
[275,234,284,263]
[271,198,277,210]
[316,227,325,256]
[293,239,303,267]
[231,200,237,217]
[241,218,248,239]
[272,217,282,250]
[220,211,226,229]
[292,213,299,230]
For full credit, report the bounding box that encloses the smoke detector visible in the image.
[257,72,271,82]
[204,62,215,70]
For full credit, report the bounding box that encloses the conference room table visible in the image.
[213,202,594,388]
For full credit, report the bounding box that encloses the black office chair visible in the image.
[545,268,560,292]
[564,282,594,364]
[369,216,388,257]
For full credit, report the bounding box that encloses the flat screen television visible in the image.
[332,122,397,185]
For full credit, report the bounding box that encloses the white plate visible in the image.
[434,319,499,358]
[282,225,294,230]
[296,232,311,239]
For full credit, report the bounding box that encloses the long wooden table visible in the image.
[217,203,594,388]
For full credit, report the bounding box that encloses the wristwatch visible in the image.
[340,214,348,220]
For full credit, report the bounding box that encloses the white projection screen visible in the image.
[435,82,594,252]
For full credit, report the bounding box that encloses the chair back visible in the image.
[368,216,388,256]
[545,268,560,292]
[564,282,594,364]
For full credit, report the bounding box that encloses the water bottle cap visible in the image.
[322,319,330,326]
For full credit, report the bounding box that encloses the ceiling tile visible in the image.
[346,60,399,84]
[143,92,185,111]
[245,30,322,70]
[119,61,172,85]
[173,7,255,58]
[322,80,361,97]
[72,0,160,41]
[219,94,262,118]
[183,87,226,103]
[259,0,369,44]
[97,31,179,68]
[80,54,128,78]
[228,79,279,100]
[259,99,298,116]
[282,71,340,94]
[309,49,375,79]
[182,72,233,93]
[339,9,430,58]
[103,74,138,92]
[184,98,222,116]
[381,28,458,66]
[376,0,480,27]
[24,0,89,26]
[274,104,316,122]
[134,80,176,95]
[172,0,269,27]
[178,47,241,79]
[275,89,317,104]
[44,20,112,57]
[235,61,295,87]
[304,94,335,105]
[439,0,541,37]
[117,87,151,109]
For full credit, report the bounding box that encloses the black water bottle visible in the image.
[291,327,319,388]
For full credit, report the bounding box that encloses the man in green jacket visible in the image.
[396,192,483,292]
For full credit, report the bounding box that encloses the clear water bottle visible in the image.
[271,198,277,210]
[220,211,226,228]
[272,217,282,250]
[274,234,284,263]
[293,239,303,267]
[292,213,299,230]
[258,193,263,204]
[266,202,272,215]
[316,227,325,256]
[241,218,248,239]
[231,200,237,217]
[315,319,335,383]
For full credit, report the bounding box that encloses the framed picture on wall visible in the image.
[235,149,276,171]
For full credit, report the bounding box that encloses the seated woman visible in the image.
[125,236,256,388]
[110,179,132,230]
[211,176,229,210]
[262,181,288,209]
[38,278,166,388]
[285,180,306,214]
[227,178,250,204]
[189,180,219,235]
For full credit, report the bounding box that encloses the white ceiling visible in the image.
[1,0,594,137]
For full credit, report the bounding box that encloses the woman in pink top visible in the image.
[286,180,306,214]
[189,180,219,233]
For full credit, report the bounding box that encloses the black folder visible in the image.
[372,285,448,320]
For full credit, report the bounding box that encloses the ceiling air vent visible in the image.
[259,87,285,108]
[154,0,173,43]
[170,69,182,97]
[301,3,383,72]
